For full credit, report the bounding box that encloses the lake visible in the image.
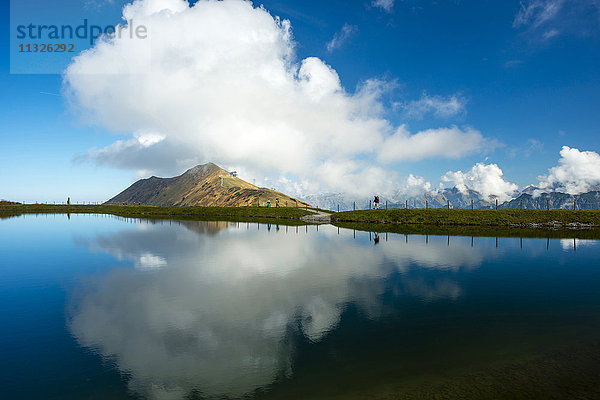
[1,214,599,399]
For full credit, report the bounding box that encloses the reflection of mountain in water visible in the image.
[178,220,232,236]
[69,222,488,399]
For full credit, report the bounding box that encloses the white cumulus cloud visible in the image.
[538,146,600,194]
[442,163,519,202]
[64,0,493,197]
[395,174,433,198]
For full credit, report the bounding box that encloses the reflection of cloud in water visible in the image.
[136,253,168,270]
[560,238,597,251]
[69,223,487,399]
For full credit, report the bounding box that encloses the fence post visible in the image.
[574,198,576,210]
[426,200,428,209]
[496,199,498,210]
[471,199,474,210]
[547,199,549,210]
[520,199,523,209]
[369,200,371,210]
[447,200,450,209]
[337,204,339,212]
[386,200,387,210]
[353,201,355,211]
[406,200,408,209]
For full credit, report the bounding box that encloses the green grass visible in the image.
[332,208,600,227]
[0,204,314,221]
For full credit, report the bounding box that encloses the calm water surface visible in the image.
[1,214,600,399]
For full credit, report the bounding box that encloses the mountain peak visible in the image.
[105,162,308,207]
[184,162,224,176]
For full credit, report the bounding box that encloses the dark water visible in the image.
[1,214,600,399]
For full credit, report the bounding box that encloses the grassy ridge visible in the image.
[0,204,314,220]
[332,208,600,227]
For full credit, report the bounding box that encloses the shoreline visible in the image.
[331,208,600,228]
[3,204,600,236]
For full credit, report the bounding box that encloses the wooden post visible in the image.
[574,198,576,210]
[337,204,339,212]
[447,200,450,209]
[369,200,371,210]
[547,199,549,210]
[496,199,498,210]
[426,200,428,209]
[353,201,355,211]
[520,199,523,209]
[406,200,408,209]
[386,200,387,210]
[471,199,474,210]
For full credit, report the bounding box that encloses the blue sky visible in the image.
[1,0,599,202]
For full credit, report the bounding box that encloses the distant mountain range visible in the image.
[303,188,501,211]
[501,191,600,210]
[105,163,308,208]
[105,162,600,210]
[302,188,600,210]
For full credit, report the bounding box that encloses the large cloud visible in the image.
[442,162,519,202]
[65,0,492,197]
[538,146,600,194]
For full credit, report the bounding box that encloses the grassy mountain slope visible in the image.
[105,162,309,208]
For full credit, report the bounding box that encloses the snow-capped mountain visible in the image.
[302,188,600,210]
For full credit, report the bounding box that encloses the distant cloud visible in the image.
[442,163,519,202]
[513,0,564,30]
[326,23,358,52]
[525,138,544,156]
[513,0,600,42]
[372,0,395,13]
[378,125,492,163]
[401,93,467,119]
[506,138,544,159]
[85,0,116,9]
[537,146,600,194]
